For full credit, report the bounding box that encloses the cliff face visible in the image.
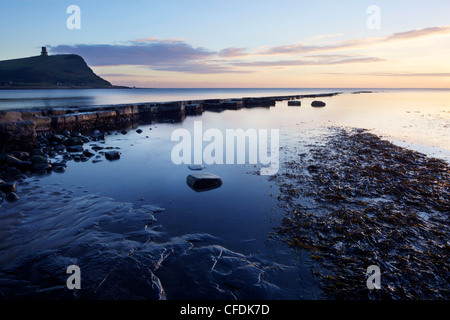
[0,54,114,88]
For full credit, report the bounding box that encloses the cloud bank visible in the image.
[49,26,450,75]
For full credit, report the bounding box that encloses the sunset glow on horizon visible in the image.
[1,0,449,88]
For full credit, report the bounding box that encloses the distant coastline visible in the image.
[0,50,122,90]
[0,85,130,90]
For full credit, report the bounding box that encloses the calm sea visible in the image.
[1,88,449,161]
[0,87,374,109]
[0,87,449,299]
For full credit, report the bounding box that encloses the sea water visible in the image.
[0,89,448,299]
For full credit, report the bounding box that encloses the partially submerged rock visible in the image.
[288,100,301,106]
[66,145,84,153]
[82,149,95,158]
[311,100,326,107]
[188,164,205,171]
[105,150,121,161]
[186,172,222,192]
[0,182,17,193]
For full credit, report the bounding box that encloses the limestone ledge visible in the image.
[0,93,341,151]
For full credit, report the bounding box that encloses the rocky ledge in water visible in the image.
[273,128,449,300]
[0,92,345,152]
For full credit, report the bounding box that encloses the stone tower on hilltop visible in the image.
[41,47,48,56]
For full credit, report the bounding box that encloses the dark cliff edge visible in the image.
[0,54,127,89]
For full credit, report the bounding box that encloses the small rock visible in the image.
[6,192,19,202]
[186,172,223,192]
[5,155,31,172]
[136,129,143,134]
[54,144,66,152]
[71,131,82,137]
[67,145,84,153]
[92,159,103,164]
[288,100,301,106]
[30,155,49,164]
[82,149,95,157]
[91,145,104,151]
[105,151,121,161]
[0,182,17,193]
[64,137,84,146]
[5,155,26,168]
[188,164,205,170]
[311,100,326,107]
[33,163,52,172]
[52,161,67,168]
[120,129,128,135]
[52,166,66,173]
[61,130,71,137]
[91,132,106,141]
[50,134,65,144]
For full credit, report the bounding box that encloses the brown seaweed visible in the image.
[273,128,449,300]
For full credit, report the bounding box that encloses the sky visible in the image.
[0,0,450,88]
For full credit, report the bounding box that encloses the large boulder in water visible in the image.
[186,172,222,192]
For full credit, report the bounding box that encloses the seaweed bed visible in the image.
[273,128,449,299]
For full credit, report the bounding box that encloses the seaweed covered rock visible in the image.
[275,128,450,300]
